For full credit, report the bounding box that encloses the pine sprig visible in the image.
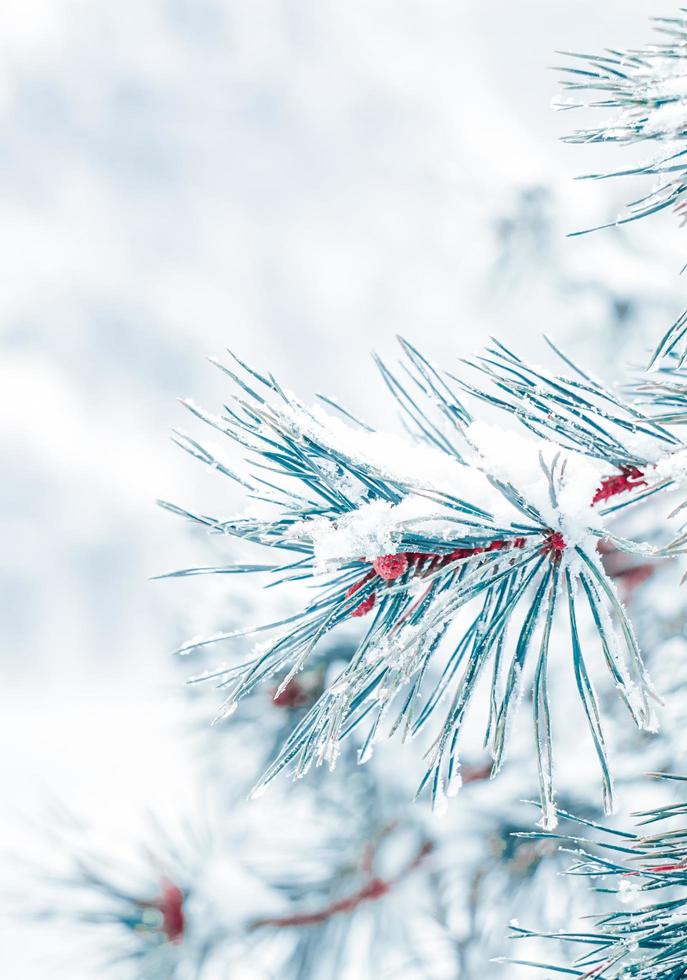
[162,337,687,822]
[556,11,687,231]
[513,776,687,978]
[20,804,242,980]
[24,778,457,980]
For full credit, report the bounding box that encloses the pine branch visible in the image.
[25,780,461,980]
[515,776,687,978]
[555,11,687,232]
[163,338,687,822]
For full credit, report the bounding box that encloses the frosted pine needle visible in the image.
[161,335,687,821]
[556,11,687,231]
[512,776,687,978]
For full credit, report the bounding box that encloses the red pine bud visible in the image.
[373,554,409,582]
[157,880,185,944]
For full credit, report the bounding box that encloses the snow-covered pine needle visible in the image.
[556,11,687,232]
[162,338,686,820]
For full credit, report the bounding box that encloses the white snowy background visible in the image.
[2,2,686,976]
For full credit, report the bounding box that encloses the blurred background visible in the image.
[2,2,686,975]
